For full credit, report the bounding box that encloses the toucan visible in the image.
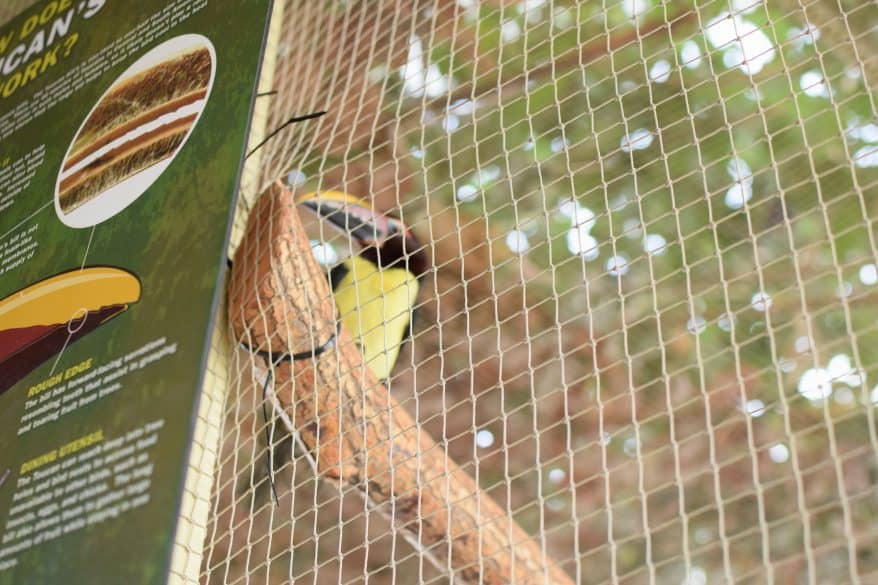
[296,191,427,381]
[235,189,428,505]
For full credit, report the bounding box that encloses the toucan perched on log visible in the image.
[296,191,427,381]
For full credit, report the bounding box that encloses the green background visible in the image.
[0,0,269,583]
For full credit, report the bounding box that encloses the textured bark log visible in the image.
[228,182,574,585]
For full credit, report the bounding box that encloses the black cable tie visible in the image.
[240,320,341,367]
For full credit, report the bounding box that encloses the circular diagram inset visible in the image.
[55,34,216,228]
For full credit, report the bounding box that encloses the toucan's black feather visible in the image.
[329,262,350,291]
[359,233,428,278]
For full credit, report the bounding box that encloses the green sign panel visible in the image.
[0,0,271,582]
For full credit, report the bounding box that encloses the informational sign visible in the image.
[0,0,271,582]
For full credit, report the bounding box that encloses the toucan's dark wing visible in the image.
[329,261,350,291]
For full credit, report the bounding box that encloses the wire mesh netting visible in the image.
[4,0,878,583]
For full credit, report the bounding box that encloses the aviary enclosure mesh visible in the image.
[5,1,878,583]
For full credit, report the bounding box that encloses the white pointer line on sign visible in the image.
[0,200,52,240]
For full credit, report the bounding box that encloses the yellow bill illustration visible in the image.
[0,267,141,394]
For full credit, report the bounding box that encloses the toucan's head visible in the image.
[296,191,428,278]
[358,217,428,278]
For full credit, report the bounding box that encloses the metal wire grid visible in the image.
[202,0,878,583]
[3,0,878,583]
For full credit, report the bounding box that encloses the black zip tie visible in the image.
[256,90,278,98]
[246,111,327,159]
[239,320,340,367]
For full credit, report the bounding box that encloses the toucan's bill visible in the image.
[296,191,405,248]
[330,256,419,381]
[0,267,141,394]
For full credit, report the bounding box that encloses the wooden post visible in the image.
[228,182,573,585]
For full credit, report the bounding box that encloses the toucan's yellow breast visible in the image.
[332,256,418,380]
